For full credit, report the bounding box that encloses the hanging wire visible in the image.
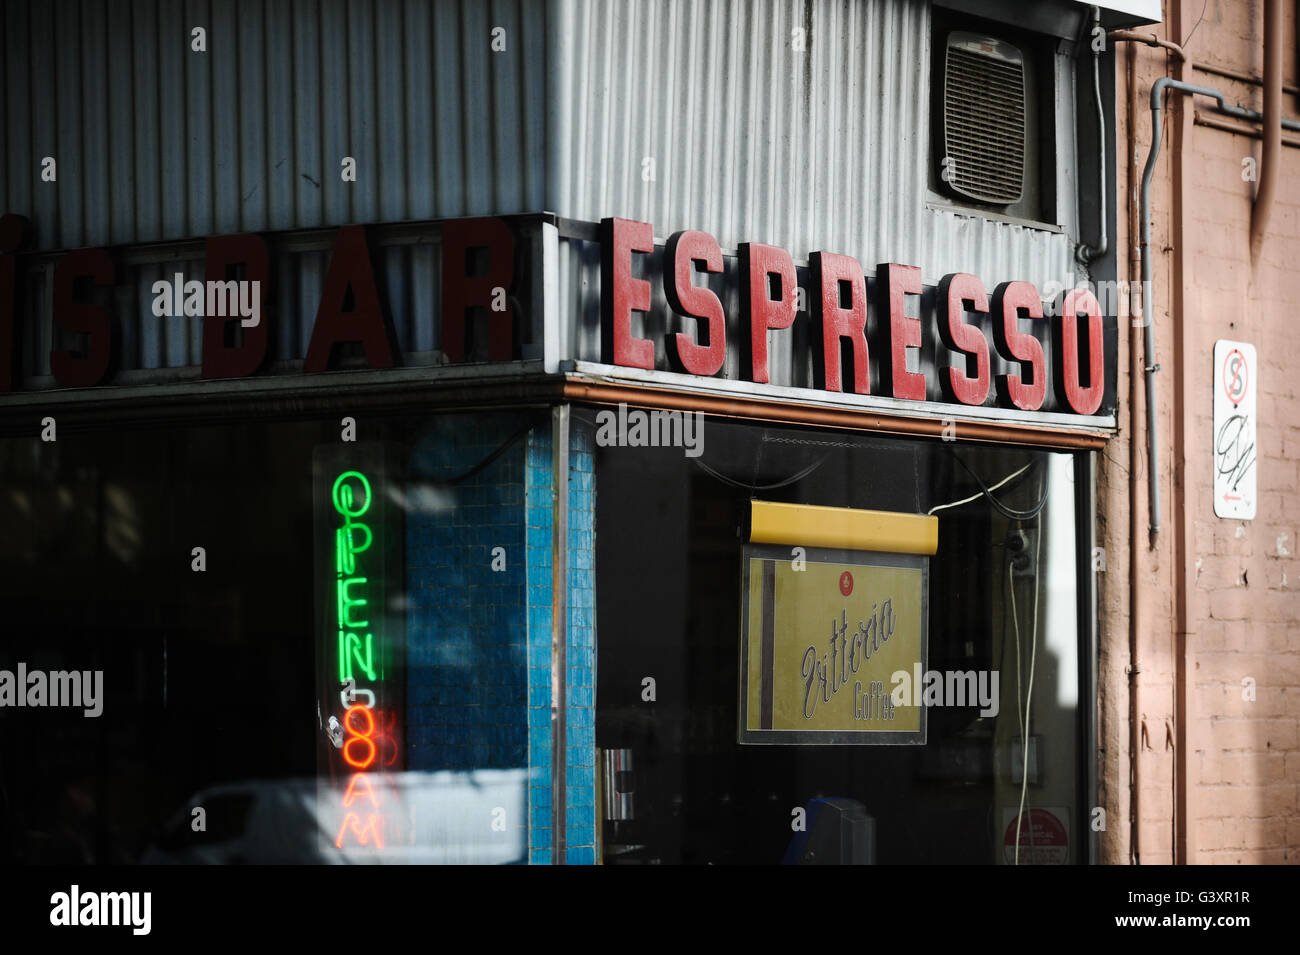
[428,417,541,486]
[935,454,1050,521]
[693,454,827,492]
[928,463,1032,515]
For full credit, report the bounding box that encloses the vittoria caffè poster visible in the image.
[740,547,928,745]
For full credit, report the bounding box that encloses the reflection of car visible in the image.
[141,769,529,864]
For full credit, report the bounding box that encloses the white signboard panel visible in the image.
[1213,340,1257,520]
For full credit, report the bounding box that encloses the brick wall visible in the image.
[1103,0,1300,864]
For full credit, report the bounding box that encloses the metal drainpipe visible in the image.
[1109,28,1177,865]
[1139,78,1300,540]
[1250,0,1282,264]
[1125,38,1144,867]
[1077,6,1108,264]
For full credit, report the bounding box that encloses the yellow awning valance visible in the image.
[748,501,938,556]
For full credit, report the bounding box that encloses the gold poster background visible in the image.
[745,556,924,734]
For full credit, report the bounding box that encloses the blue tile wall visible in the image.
[566,425,598,864]
[406,414,529,778]
[405,412,597,866]
[522,421,599,865]
[524,430,554,864]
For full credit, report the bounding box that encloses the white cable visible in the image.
[1009,559,1024,864]
[928,464,1032,515]
[1011,509,1043,865]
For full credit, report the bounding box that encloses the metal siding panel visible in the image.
[5,2,31,222]
[520,0,546,214]
[37,265,52,375]
[158,0,190,240]
[7,1,543,250]
[54,0,83,248]
[459,0,491,215]
[489,0,521,212]
[411,244,436,352]
[83,0,114,249]
[131,0,160,241]
[346,0,378,223]
[376,0,408,223]
[275,248,296,360]
[552,0,1077,303]
[164,262,195,367]
[238,0,269,231]
[139,264,162,369]
[212,0,240,235]
[188,262,204,363]
[433,2,464,216]
[265,1,296,229]
[185,0,214,238]
[402,0,435,219]
[2,0,1072,380]
[382,244,410,354]
[319,0,349,225]
[0,11,6,206]
[292,0,323,228]
[298,249,324,355]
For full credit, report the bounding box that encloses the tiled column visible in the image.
[523,420,598,864]
[401,410,596,865]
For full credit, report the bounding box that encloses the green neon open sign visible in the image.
[313,446,405,853]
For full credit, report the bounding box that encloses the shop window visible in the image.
[592,418,1086,864]
[0,411,560,865]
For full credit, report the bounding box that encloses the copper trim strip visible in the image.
[560,380,1109,450]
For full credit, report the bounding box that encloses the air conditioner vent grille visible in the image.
[943,35,1026,205]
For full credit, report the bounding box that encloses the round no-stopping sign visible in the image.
[1222,348,1248,407]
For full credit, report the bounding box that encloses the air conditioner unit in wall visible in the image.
[941,32,1028,206]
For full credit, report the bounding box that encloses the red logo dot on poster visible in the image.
[839,571,853,596]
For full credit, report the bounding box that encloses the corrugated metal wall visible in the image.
[2,0,547,251]
[4,0,1085,384]
[549,0,1080,293]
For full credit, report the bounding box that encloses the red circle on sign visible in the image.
[1002,808,1068,865]
[839,571,854,596]
[1222,349,1248,407]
